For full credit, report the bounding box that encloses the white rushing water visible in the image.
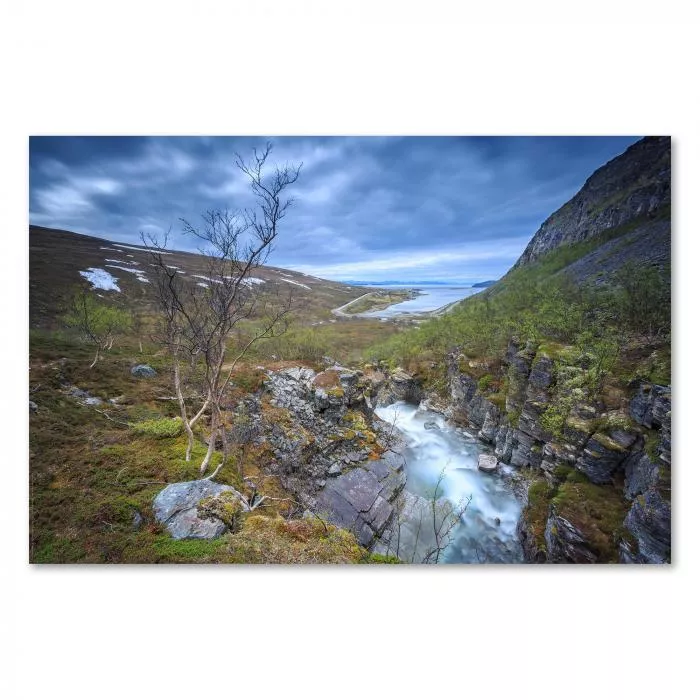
[375,401,524,563]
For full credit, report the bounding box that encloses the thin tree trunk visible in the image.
[188,394,210,430]
[90,346,100,369]
[173,360,195,461]
[138,338,143,354]
[199,406,218,475]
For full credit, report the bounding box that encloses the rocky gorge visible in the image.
[152,340,671,565]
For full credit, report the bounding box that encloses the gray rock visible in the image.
[29,400,38,413]
[629,382,670,429]
[84,396,103,406]
[623,451,659,499]
[574,432,628,484]
[545,511,597,564]
[153,479,245,539]
[621,489,671,564]
[131,364,157,378]
[327,462,343,477]
[329,468,382,513]
[477,454,499,473]
[424,420,440,431]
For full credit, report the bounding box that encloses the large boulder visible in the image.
[131,364,157,378]
[153,479,246,539]
[477,454,498,473]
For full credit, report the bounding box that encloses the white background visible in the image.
[1,2,698,698]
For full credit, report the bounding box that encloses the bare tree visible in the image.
[381,465,471,564]
[63,289,131,368]
[421,468,471,564]
[146,143,301,477]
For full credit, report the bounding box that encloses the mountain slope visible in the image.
[29,225,370,329]
[514,136,670,270]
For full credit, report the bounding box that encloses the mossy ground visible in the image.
[29,331,392,564]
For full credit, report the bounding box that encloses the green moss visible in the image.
[327,386,345,398]
[553,464,573,481]
[197,492,243,531]
[478,374,494,392]
[645,431,661,464]
[343,410,368,431]
[150,536,229,562]
[552,480,628,562]
[523,479,555,552]
[32,535,87,563]
[487,392,506,413]
[130,416,183,438]
[361,552,403,564]
[536,342,576,363]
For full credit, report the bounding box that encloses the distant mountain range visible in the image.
[341,280,496,288]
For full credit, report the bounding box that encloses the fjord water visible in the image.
[375,401,524,563]
[363,285,482,317]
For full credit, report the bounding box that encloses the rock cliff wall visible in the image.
[441,342,671,564]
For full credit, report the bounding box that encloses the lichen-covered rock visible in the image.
[153,479,246,539]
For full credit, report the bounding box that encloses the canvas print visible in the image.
[28,136,671,564]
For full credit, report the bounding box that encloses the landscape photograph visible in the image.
[28,134,671,565]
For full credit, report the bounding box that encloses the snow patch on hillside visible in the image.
[79,268,121,291]
[114,243,172,255]
[105,264,150,283]
[279,278,311,290]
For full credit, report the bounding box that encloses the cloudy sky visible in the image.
[29,135,639,283]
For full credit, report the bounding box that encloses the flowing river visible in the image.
[375,402,524,564]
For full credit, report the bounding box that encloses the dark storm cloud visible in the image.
[29,135,639,282]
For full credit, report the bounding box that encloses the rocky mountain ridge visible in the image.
[513,136,671,271]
